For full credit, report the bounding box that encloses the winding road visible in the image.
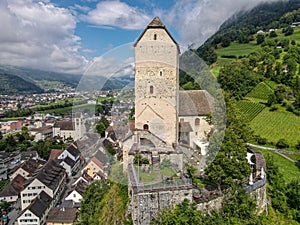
[247,143,300,163]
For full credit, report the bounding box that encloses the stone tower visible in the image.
[134,17,180,145]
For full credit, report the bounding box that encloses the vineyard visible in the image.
[245,82,274,101]
[250,108,300,146]
[237,100,265,121]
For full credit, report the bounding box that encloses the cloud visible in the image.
[0,0,88,74]
[82,0,151,30]
[164,0,281,47]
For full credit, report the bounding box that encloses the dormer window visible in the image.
[154,34,157,40]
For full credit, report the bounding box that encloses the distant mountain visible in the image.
[0,65,134,94]
[0,72,44,95]
[0,65,82,89]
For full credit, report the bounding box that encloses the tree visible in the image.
[276,138,289,149]
[205,97,251,190]
[96,122,106,137]
[284,26,294,36]
[0,131,2,140]
[270,30,278,38]
[267,93,276,107]
[256,34,265,45]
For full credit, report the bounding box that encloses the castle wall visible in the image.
[131,189,193,225]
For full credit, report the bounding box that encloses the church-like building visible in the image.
[122,17,213,173]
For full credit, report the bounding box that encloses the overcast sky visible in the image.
[0,0,281,74]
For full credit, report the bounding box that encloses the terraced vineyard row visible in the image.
[237,100,266,121]
[245,82,274,101]
[250,108,300,146]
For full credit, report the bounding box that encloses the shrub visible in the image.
[276,139,289,149]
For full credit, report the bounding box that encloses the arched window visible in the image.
[160,71,163,76]
[195,118,200,126]
[150,85,154,94]
[143,124,149,130]
[154,34,157,40]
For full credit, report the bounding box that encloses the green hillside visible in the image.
[0,72,43,95]
[193,1,300,149]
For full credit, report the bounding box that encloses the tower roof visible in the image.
[147,17,165,28]
[133,17,179,52]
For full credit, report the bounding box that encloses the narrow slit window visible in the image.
[154,34,157,40]
[195,118,200,126]
[160,71,162,76]
[150,85,154,94]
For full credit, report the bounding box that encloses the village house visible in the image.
[20,160,66,210]
[10,158,45,181]
[64,179,88,205]
[81,150,109,180]
[0,120,23,132]
[0,174,25,203]
[53,142,82,176]
[46,207,78,225]
[17,191,52,225]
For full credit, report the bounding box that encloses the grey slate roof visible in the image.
[179,90,213,116]
[94,150,109,165]
[46,207,77,223]
[35,159,66,190]
[26,191,52,218]
[53,121,74,130]
[0,174,25,197]
[66,143,80,158]
[63,156,75,167]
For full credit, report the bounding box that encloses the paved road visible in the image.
[247,143,300,163]
[8,199,21,225]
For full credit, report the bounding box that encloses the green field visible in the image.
[245,82,274,101]
[258,149,300,184]
[250,108,300,146]
[237,100,265,121]
[38,104,95,114]
[216,41,258,59]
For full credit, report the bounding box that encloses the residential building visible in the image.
[81,150,109,179]
[10,158,45,181]
[65,179,88,205]
[46,207,78,225]
[56,142,81,176]
[17,191,52,225]
[0,174,25,202]
[20,160,66,210]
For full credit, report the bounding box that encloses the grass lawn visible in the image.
[258,149,300,184]
[38,104,95,114]
[134,165,176,183]
[250,108,300,146]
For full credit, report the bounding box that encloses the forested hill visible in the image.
[0,72,44,95]
[189,0,300,150]
[197,0,300,64]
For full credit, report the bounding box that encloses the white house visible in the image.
[65,180,88,204]
[17,191,52,225]
[20,160,66,210]
[57,142,81,176]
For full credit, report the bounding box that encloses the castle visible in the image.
[120,17,266,224]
